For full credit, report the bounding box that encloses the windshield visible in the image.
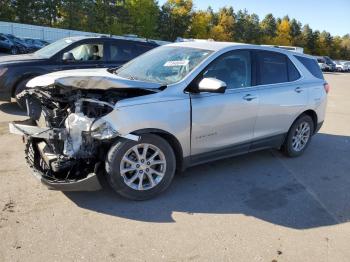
[115,46,213,85]
[35,38,76,58]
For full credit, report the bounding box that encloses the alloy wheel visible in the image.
[119,143,166,191]
[292,121,311,152]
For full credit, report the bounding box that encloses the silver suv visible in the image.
[10,42,329,200]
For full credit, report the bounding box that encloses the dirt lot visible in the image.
[0,73,350,262]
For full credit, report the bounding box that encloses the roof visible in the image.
[62,35,168,46]
[167,41,315,59]
[168,41,247,51]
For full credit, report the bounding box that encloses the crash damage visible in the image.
[9,73,160,191]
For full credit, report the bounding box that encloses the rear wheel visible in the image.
[282,115,314,157]
[105,134,176,200]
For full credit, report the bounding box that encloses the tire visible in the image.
[282,114,314,157]
[14,79,30,109]
[10,46,18,55]
[105,134,176,200]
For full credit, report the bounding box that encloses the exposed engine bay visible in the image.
[10,83,155,189]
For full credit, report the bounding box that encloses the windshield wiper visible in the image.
[107,66,122,74]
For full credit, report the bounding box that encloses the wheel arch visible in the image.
[11,73,41,97]
[299,109,318,134]
[131,128,184,172]
[289,109,318,136]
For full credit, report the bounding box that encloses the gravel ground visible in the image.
[0,73,350,262]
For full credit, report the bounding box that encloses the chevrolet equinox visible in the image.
[9,41,328,200]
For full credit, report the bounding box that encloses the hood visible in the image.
[0,53,46,65]
[26,68,163,90]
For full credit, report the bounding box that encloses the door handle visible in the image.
[243,94,257,101]
[295,87,303,93]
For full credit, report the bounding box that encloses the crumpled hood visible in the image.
[26,68,162,90]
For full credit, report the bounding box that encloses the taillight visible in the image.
[324,83,330,94]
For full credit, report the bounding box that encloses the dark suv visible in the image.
[0,33,28,55]
[0,36,162,103]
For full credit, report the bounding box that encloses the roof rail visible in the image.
[176,37,215,42]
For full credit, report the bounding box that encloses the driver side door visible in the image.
[58,41,106,71]
[190,50,259,158]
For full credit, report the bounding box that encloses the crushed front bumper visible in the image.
[9,121,102,191]
[29,164,102,191]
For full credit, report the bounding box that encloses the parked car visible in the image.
[334,60,349,72]
[323,56,337,71]
[316,56,329,71]
[0,36,162,105]
[0,33,28,54]
[4,34,31,53]
[315,56,336,72]
[21,38,50,52]
[9,42,328,200]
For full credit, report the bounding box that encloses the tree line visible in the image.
[1,0,349,59]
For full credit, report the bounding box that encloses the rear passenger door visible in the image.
[105,40,156,67]
[252,50,307,143]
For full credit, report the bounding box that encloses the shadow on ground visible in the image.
[0,102,26,116]
[65,132,350,229]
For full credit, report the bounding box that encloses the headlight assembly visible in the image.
[90,119,119,140]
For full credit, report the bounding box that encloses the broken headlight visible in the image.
[90,119,119,140]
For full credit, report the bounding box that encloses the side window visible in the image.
[108,41,135,62]
[203,50,252,89]
[288,59,301,81]
[257,51,288,85]
[135,43,156,56]
[0,36,5,41]
[66,43,104,61]
[295,56,324,80]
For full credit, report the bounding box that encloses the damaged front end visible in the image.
[9,82,151,191]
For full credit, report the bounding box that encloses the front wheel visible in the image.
[105,134,176,200]
[10,46,19,55]
[282,115,314,157]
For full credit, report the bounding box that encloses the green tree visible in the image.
[125,0,159,38]
[301,24,317,54]
[317,31,333,56]
[209,7,235,41]
[187,9,213,39]
[0,0,15,22]
[260,13,277,44]
[57,0,91,30]
[289,18,302,46]
[274,18,292,46]
[88,0,128,35]
[235,10,261,43]
[159,0,193,41]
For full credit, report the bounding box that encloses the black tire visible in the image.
[10,46,18,55]
[14,79,30,109]
[105,134,176,200]
[282,114,314,157]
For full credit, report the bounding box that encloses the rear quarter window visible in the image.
[256,51,289,85]
[295,56,324,79]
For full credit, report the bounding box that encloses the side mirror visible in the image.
[198,77,227,93]
[62,52,75,62]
